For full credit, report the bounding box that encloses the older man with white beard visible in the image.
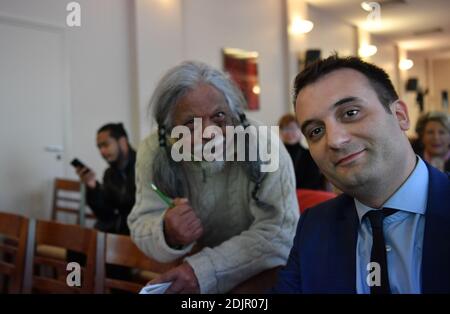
[127,61,299,294]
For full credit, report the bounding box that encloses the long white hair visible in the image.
[150,61,270,209]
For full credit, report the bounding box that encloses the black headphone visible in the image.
[158,125,166,147]
[239,113,250,128]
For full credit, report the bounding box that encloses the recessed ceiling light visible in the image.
[289,17,314,35]
[399,59,414,70]
[358,44,378,58]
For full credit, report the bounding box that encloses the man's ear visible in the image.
[391,100,410,131]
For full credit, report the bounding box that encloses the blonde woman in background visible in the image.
[416,111,450,172]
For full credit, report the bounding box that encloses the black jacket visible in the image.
[86,149,136,234]
[284,143,326,190]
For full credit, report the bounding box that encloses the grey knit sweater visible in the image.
[128,131,299,293]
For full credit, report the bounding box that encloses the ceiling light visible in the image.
[290,17,314,35]
[358,44,378,58]
[399,59,414,70]
[361,2,372,11]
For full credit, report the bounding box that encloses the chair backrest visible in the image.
[0,212,29,293]
[297,189,337,214]
[229,267,280,294]
[22,219,97,294]
[95,232,180,293]
[51,178,82,222]
[51,178,95,225]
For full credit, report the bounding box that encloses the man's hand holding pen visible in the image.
[163,198,204,248]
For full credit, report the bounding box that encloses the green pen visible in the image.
[150,183,173,207]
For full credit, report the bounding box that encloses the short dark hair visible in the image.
[97,123,128,141]
[293,54,398,113]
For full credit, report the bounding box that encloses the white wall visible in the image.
[134,0,184,137]
[307,5,356,58]
[0,0,137,179]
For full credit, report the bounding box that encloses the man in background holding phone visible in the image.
[75,122,136,235]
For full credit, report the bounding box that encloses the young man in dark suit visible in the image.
[272,55,450,294]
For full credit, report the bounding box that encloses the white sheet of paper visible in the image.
[139,282,172,294]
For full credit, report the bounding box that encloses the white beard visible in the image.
[189,137,227,175]
[192,135,226,162]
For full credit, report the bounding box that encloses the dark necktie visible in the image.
[365,208,398,294]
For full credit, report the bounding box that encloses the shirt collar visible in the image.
[355,156,429,222]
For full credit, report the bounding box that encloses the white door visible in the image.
[0,17,68,219]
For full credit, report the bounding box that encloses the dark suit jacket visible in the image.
[272,163,450,293]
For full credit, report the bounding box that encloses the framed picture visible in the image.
[222,48,260,111]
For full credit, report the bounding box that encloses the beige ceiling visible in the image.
[305,0,450,52]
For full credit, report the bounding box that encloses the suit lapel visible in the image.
[326,195,359,293]
[422,164,450,293]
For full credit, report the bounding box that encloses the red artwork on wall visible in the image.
[223,48,260,111]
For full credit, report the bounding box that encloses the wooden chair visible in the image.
[0,212,29,293]
[229,267,280,294]
[95,232,180,293]
[22,219,97,294]
[42,178,96,264]
[51,178,95,225]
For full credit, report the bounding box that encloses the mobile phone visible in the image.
[71,158,87,169]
